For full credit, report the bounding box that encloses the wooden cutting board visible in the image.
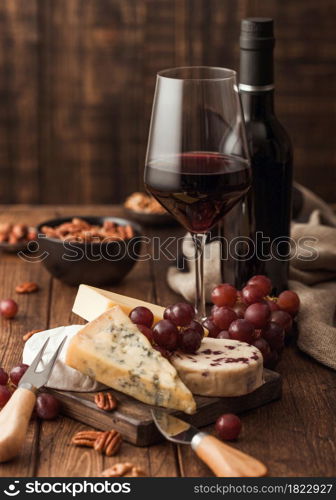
[47,369,281,446]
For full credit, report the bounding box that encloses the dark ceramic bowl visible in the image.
[36,216,142,287]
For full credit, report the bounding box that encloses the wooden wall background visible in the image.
[0,0,335,205]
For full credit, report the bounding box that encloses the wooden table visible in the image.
[0,205,335,478]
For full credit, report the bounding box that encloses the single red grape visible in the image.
[252,338,271,363]
[228,319,255,344]
[232,302,247,319]
[184,320,204,337]
[178,328,202,353]
[136,324,154,344]
[245,302,271,329]
[217,330,230,339]
[129,306,154,328]
[277,290,300,316]
[153,320,179,351]
[261,322,285,351]
[215,413,242,441]
[163,305,173,320]
[36,393,61,420]
[0,299,18,319]
[9,363,29,386]
[202,317,220,338]
[270,310,293,334]
[212,307,237,330]
[0,367,9,385]
[241,285,264,305]
[247,275,272,296]
[168,302,195,327]
[211,284,237,307]
[0,385,11,407]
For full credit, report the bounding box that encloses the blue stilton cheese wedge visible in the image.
[66,306,196,414]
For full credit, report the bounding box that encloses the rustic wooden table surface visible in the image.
[0,205,335,478]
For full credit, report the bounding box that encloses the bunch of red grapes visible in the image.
[206,275,300,368]
[129,275,300,367]
[0,363,60,418]
[129,303,203,356]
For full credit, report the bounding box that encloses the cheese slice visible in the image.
[66,306,196,414]
[73,284,165,323]
[171,337,263,397]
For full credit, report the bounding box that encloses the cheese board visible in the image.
[47,368,281,446]
[23,281,291,448]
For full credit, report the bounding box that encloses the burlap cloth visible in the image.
[167,184,336,370]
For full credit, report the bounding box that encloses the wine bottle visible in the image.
[238,17,293,293]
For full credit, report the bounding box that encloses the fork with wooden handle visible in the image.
[0,337,66,463]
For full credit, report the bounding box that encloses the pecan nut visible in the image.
[12,224,27,239]
[8,234,19,244]
[23,329,43,342]
[101,462,147,477]
[125,467,147,477]
[0,223,12,235]
[94,392,118,411]
[71,430,102,448]
[27,229,37,241]
[16,282,39,294]
[94,430,122,456]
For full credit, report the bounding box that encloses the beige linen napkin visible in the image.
[167,186,336,370]
[289,280,336,370]
[290,208,336,370]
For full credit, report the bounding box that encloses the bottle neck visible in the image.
[240,89,274,120]
[239,37,275,120]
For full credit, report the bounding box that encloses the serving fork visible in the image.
[0,337,66,462]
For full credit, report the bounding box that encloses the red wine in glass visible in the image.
[145,67,251,318]
[145,152,251,234]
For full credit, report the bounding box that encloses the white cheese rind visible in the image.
[66,306,196,414]
[171,338,263,397]
[73,284,165,323]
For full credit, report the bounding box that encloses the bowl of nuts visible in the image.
[0,223,37,253]
[36,216,142,286]
[124,192,177,226]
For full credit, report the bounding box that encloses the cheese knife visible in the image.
[152,409,267,477]
[0,336,67,463]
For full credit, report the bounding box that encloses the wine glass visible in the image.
[144,66,251,319]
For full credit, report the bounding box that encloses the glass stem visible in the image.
[192,233,207,320]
